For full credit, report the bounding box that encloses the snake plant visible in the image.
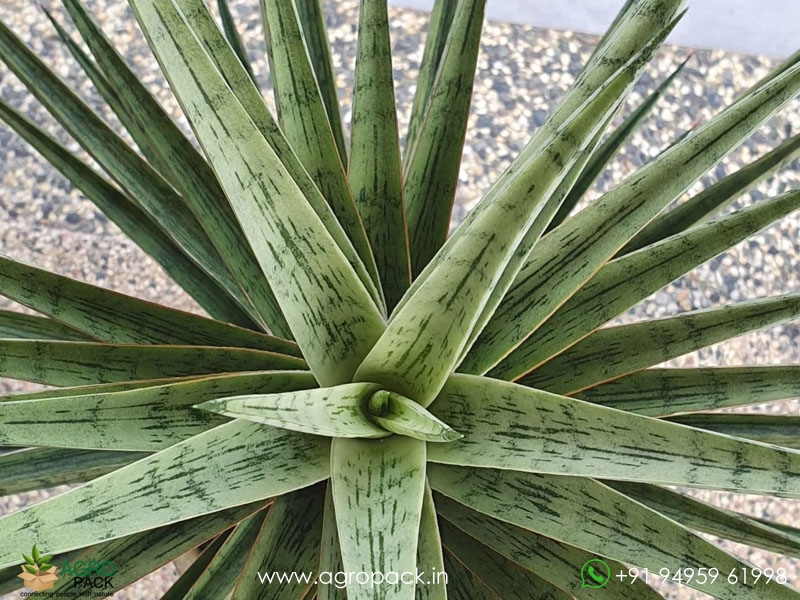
[1,0,800,598]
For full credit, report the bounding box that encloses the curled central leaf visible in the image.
[366,389,462,443]
[194,383,461,443]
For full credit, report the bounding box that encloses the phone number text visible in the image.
[615,567,788,586]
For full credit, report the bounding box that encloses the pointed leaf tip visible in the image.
[368,391,463,443]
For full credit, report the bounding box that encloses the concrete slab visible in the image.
[391,0,800,58]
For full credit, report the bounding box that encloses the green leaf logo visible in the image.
[18,544,59,591]
[21,545,52,572]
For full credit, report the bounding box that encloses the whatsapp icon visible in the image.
[581,558,611,589]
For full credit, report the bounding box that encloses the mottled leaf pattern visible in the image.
[0,420,330,567]
[575,366,800,416]
[431,465,798,599]
[522,293,800,394]
[1,0,800,597]
[197,382,387,439]
[130,0,386,386]
[349,0,411,311]
[0,254,300,354]
[0,340,305,386]
[0,371,316,450]
[437,498,661,599]
[331,436,426,600]
[232,484,325,600]
[485,189,800,379]
[429,374,800,496]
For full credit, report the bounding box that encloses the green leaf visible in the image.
[472,59,800,377]
[0,310,90,341]
[216,0,257,84]
[168,0,382,311]
[397,0,685,312]
[574,366,800,417]
[403,0,458,167]
[546,55,691,232]
[53,15,192,196]
[0,371,316,451]
[483,188,800,379]
[440,519,576,600]
[431,466,796,600]
[403,0,486,275]
[349,0,411,311]
[0,255,300,354]
[318,482,346,600]
[428,374,800,496]
[0,447,147,496]
[458,116,635,366]
[231,484,325,600]
[48,503,265,597]
[31,545,40,563]
[61,0,291,338]
[357,48,644,408]
[461,31,684,363]
[24,565,37,575]
[261,0,381,294]
[330,436,426,600]
[0,340,305,386]
[416,484,446,600]
[367,390,463,443]
[196,382,386,439]
[666,414,800,449]
[0,419,330,568]
[521,293,800,394]
[130,0,386,387]
[0,20,257,324]
[608,481,800,557]
[0,100,254,327]
[21,554,34,566]
[43,7,178,185]
[183,509,268,600]
[438,498,658,600]
[441,550,501,600]
[160,530,232,600]
[0,375,207,403]
[292,0,348,168]
[621,131,800,254]
[37,556,52,566]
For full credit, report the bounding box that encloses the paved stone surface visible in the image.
[1,1,799,598]
[393,0,800,58]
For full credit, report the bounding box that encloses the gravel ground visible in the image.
[1,0,799,598]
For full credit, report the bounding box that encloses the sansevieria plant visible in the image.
[1,0,800,597]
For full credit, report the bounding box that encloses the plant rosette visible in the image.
[0,0,800,598]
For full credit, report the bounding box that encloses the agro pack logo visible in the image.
[18,544,116,595]
[60,558,116,591]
